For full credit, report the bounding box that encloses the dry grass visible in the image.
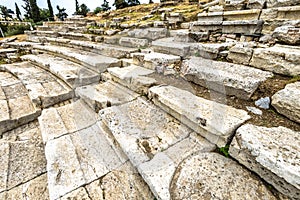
[0,34,27,42]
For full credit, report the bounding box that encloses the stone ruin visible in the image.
[0,0,299,199]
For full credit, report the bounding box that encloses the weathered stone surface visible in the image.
[0,72,40,134]
[170,152,277,199]
[222,0,248,11]
[247,0,266,9]
[45,121,127,199]
[127,28,168,40]
[138,133,215,200]
[33,44,121,73]
[223,9,261,21]
[3,174,49,200]
[266,0,300,8]
[197,12,223,22]
[230,124,300,199]
[1,62,73,108]
[132,52,181,71]
[250,44,300,76]
[0,126,46,192]
[21,54,100,88]
[151,37,191,57]
[119,37,149,48]
[171,30,209,43]
[191,42,234,60]
[181,57,273,99]
[190,21,222,32]
[222,20,264,34]
[228,42,256,65]
[272,82,300,123]
[100,98,193,166]
[148,85,251,147]
[75,80,140,112]
[273,25,300,45]
[108,65,157,94]
[60,187,90,200]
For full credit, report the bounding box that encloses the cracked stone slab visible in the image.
[21,54,100,88]
[230,124,300,199]
[228,42,256,65]
[148,85,251,147]
[190,42,234,60]
[138,133,215,200]
[0,126,46,192]
[151,37,191,57]
[60,161,154,200]
[170,152,277,199]
[0,72,41,134]
[108,65,157,94]
[132,52,181,71]
[128,28,168,40]
[272,82,300,123]
[1,62,73,108]
[1,174,49,200]
[39,100,98,143]
[75,80,140,112]
[181,57,273,99]
[33,44,121,73]
[99,98,193,167]
[250,44,300,76]
[119,37,149,48]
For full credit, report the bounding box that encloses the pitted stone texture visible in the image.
[266,0,300,8]
[119,37,149,48]
[132,52,181,71]
[108,65,157,94]
[273,25,300,45]
[1,174,49,200]
[247,0,266,9]
[272,82,300,123]
[45,122,127,200]
[138,133,215,200]
[250,44,300,76]
[128,28,168,40]
[0,126,46,192]
[230,124,300,199]
[21,54,100,88]
[228,42,256,65]
[75,80,140,112]
[181,57,273,99]
[33,44,121,73]
[222,0,248,11]
[170,30,209,42]
[151,37,191,57]
[99,98,192,166]
[190,42,234,60]
[39,100,98,142]
[148,85,251,147]
[222,20,264,35]
[170,152,277,199]
[0,72,40,134]
[1,62,73,108]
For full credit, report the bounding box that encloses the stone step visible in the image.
[197,9,261,21]
[0,122,47,194]
[148,85,251,147]
[250,44,300,76]
[107,65,157,94]
[0,71,39,134]
[151,37,191,57]
[227,42,257,65]
[132,51,181,71]
[191,42,234,60]
[170,152,278,199]
[230,124,300,199]
[181,57,273,99]
[191,20,264,35]
[1,62,73,109]
[42,37,139,59]
[119,37,149,48]
[75,80,140,112]
[170,29,209,42]
[21,53,100,89]
[127,28,169,41]
[99,97,216,199]
[39,100,154,199]
[32,44,121,73]
[272,82,300,123]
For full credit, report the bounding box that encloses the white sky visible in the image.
[1,0,159,16]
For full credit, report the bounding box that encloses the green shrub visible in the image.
[5,24,31,37]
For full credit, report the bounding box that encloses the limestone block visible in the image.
[230,124,300,199]
[272,82,300,123]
